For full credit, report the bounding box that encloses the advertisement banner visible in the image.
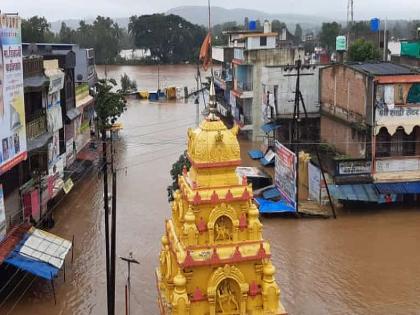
[308,162,321,203]
[48,131,60,167]
[0,184,6,240]
[275,141,296,208]
[0,15,27,174]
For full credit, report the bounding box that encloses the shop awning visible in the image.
[0,224,32,265]
[375,181,420,194]
[255,197,296,214]
[261,122,281,134]
[27,132,53,152]
[65,108,82,121]
[328,184,379,202]
[5,227,72,280]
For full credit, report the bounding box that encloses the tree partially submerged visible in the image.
[95,79,127,131]
[120,73,138,94]
[128,14,206,64]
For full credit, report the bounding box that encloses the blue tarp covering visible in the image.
[263,187,282,200]
[375,181,420,194]
[260,157,274,166]
[5,236,59,281]
[248,149,264,160]
[255,197,296,214]
[261,123,281,134]
[328,184,379,202]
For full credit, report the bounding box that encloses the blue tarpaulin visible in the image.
[328,184,379,202]
[5,236,59,280]
[255,197,296,214]
[248,149,264,160]
[375,181,420,194]
[261,123,281,134]
[262,187,282,200]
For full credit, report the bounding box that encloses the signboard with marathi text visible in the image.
[0,15,27,174]
[337,160,372,176]
[376,158,420,173]
[375,107,420,135]
[275,141,296,209]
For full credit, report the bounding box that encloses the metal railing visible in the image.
[26,113,47,140]
[237,81,253,92]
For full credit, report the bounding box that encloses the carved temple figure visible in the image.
[215,216,233,242]
[216,280,240,315]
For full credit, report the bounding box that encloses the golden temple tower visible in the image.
[156,82,287,315]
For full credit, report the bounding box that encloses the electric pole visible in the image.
[120,253,140,315]
[102,129,111,314]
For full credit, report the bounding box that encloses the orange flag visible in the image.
[199,32,212,71]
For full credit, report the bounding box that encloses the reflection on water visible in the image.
[6,65,420,315]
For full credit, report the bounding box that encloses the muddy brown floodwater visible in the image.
[5,65,420,315]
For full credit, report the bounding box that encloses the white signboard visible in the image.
[308,163,321,203]
[376,107,420,126]
[338,160,372,175]
[0,15,27,174]
[376,158,420,173]
[275,141,296,208]
[0,184,6,240]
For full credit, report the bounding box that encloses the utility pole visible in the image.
[285,60,337,218]
[120,253,140,315]
[109,168,117,315]
[102,129,111,314]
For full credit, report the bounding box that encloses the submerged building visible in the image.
[156,83,287,314]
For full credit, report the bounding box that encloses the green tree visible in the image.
[167,151,191,201]
[294,24,303,42]
[58,22,76,43]
[21,16,55,42]
[319,22,341,52]
[348,38,380,62]
[95,79,127,130]
[120,73,137,93]
[271,20,286,34]
[129,14,206,63]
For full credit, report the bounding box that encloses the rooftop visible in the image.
[346,62,417,76]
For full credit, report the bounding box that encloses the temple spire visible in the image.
[207,77,218,121]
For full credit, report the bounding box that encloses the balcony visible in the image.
[237,81,253,92]
[26,113,47,140]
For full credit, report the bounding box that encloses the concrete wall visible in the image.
[245,48,304,141]
[246,36,276,50]
[261,65,321,116]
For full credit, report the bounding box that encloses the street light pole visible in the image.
[120,253,140,315]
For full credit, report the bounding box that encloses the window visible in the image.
[260,36,267,47]
[390,128,415,156]
[376,128,391,157]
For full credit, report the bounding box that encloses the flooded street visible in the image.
[6,65,420,315]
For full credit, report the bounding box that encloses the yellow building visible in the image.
[156,82,287,315]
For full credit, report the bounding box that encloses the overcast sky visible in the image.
[1,0,420,21]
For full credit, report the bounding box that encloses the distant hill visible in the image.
[50,17,130,33]
[49,6,331,33]
[167,6,331,31]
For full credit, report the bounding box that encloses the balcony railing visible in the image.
[26,113,47,140]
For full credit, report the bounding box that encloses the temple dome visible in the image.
[187,118,240,166]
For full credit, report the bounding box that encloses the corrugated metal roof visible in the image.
[348,62,416,76]
[375,181,420,194]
